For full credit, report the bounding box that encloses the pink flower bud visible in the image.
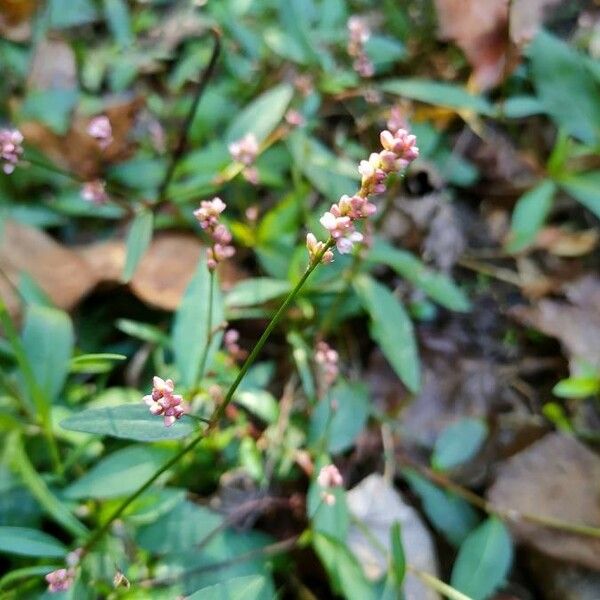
[87,115,112,149]
[0,128,24,174]
[317,464,343,488]
[228,133,259,166]
[45,568,74,593]
[81,179,108,205]
[143,377,187,427]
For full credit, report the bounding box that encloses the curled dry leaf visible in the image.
[487,433,600,570]
[347,473,441,600]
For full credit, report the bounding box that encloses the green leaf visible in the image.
[432,418,488,471]
[402,469,479,547]
[235,390,279,424]
[116,319,169,345]
[49,0,98,28]
[7,432,88,537]
[365,35,406,69]
[354,275,420,392]
[103,0,133,46]
[553,376,600,399]
[0,527,66,558]
[313,533,377,600]
[369,239,470,312]
[287,130,359,201]
[558,171,600,218]
[188,575,270,600]
[381,78,495,116]
[60,404,195,441]
[527,30,600,145]
[137,500,222,553]
[122,209,153,282]
[309,380,370,454]
[500,96,545,118]
[390,522,406,586]
[451,517,513,600]
[225,278,291,308]
[64,445,175,500]
[505,180,556,253]
[172,255,224,388]
[226,83,293,144]
[22,305,74,405]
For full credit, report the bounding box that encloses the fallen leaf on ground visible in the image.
[487,433,600,570]
[511,299,600,371]
[0,221,98,315]
[535,227,598,257]
[27,37,77,91]
[347,473,440,599]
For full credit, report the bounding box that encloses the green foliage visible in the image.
[389,522,406,586]
[122,208,154,282]
[451,517,513,600]
[188,575,271,600]
[432,418,488,471]
[354,274,420,392]
[0,527,67,558]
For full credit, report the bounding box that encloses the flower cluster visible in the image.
[1,128,24,174]
[347,16,374,78]
[143,376,186,427]
[309,125,418,260]
[228,133,259,184]
[87,115,112,149]
[81,179,108,205]
[193,197,236,271]
[317,464,343,506]
[45,548,82,593]
[315,341,339,390]
[224,328,247,362]
[306,233,334,264]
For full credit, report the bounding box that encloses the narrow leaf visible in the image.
[451,517,513,600]
[558,171,600,219]
[225,278,291,308]
[0,527,66,558]
[354,275,420,392]
[505,180,556,253]
[369,239,470,312]
[60,404,194,441]
[122,209,153,283]
[390,522,406,586]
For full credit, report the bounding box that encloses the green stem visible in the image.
[196,269,215,386]
[81,241,333,553]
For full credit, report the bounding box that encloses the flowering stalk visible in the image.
[80,240,334,555]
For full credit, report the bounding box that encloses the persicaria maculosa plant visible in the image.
[37,120,419,593]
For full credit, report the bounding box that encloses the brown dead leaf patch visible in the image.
[487,433,600,570]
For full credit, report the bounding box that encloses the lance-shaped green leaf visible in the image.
[122,208,153,282]
[354,274,420,392]
[0,527,67,558]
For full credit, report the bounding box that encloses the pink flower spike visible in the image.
[228,133,259,166]
[143,376,186,427]
[45,568,74,593]
[0,128,24,174]
[317,464,343,488]
[87,115,112,149]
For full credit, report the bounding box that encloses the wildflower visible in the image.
[194,197,227,230]
[285,109,305,127]
[242,165,259,185]
[45,568,75,593]
[308,124,418,264]
[347,16,374,78]
[315,341,339,388]
[87,115,112,149]
[142,376,186,427]
[228,133,259,166]
[387,105,407,134]
[81,179,108,205]
[306,233,334,264]
[194,197,235,271]
[224,328,247,361]
[0,128,24,174]
[317,464,343,505]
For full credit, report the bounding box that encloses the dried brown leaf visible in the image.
[536,227,599,257]
[487,433,600,570]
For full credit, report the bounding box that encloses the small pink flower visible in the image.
[228,133,259,166]
[45,568,74,593]
[142,376,186,427]
[81,179,108,205]
[285,109,305,127]
[336,194,376,220]
[317,464,343,505]
[320,211,353,240]
[315,341,339,387]
[193,197,227,230]
[336,231,363,254]
[242,166,259,185]
[380,129,419,162]
[387,105,407,134]
[87,115,112,149]
[0,128,24,174]
[224,328,247,361]
[207,243,235,271]
[359,153,388,195]
[347,16,373,78]
[306,233,334,264]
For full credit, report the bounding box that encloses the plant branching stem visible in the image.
[157,28,221,202]
[196,269,215,385]
[82,241,334,553]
